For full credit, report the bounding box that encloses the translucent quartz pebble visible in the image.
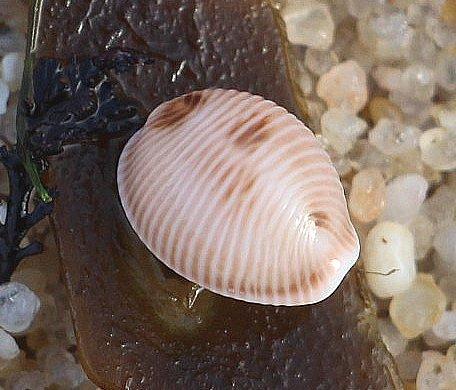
[281,0,335,50]
[432,311,456,341]
[416,349,456,390]
[396,350,422,381]
[433,223,456,269]
[390,150,428,181]
[436,49,456,92]
[399,64,435,102]
[0,79,9,115]
[406,3,424,25]
[423,328,449,348]
[420,128,456,171]
[364,221,416,298]
[425,16,456,48]
[377,318,408,356]
[305,98,326,132]
[381,174,428,225]
[316,60,368,113]
[1,52,23,92]
[408,214,434,260]
[354,140,394,180]
[346,0,387,19]
[304,48,339,76]
[46,359,86,388]
[37,345,86,388]
[422,185,456,229]
[0,282,41,333]
[439,275,456,305]
[431,104,456,132]
[348,168,386,223]
[392,0,415,9]
[297,68,313,96]
[0,329,19,360]
[320,108,367,155]
[389,89,432,121]
[358,12,414,61]
[369,119,421,157]
[390,274,446,339]
[368,97,403,124]
[4,370,47,390]
[409,31,439,66]
[372,66,402,91]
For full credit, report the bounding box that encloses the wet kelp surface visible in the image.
[19,0,399,389]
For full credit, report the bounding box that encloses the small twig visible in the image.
[364,268,400,277]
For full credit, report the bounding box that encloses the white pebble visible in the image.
[390,274,446,339]
[433,223,456,269]
[0,282,41,334]
[281,0,335,50]
[416,350,456,390]
[369,119,421,157]
[377,318,408,356]
[432,311,456,341]
[0,79,9,115]
[304,48,338,76]
[320,108,367,155]
[0,328,19,360]
[420,127,456,171]
[316,60,368,113]
[408,214,435,260]
[358,11,414,61]
[436,49,456,92]
[364,221,416,298]
[1,52,23,92]
[381,174,428,225]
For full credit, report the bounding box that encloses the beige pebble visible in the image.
[349,168,386,223]
[390,274,446,339]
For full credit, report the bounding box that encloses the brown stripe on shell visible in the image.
[117,89,360,306]
[152,91,207,129]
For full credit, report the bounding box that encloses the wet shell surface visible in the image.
[117,89,360,306]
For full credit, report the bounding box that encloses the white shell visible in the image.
[117,89,360,306]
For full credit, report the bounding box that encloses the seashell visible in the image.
[117,89,360,306]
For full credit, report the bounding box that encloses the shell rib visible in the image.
[117,89,360,306]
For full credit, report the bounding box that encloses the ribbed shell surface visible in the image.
[117,89,360,305]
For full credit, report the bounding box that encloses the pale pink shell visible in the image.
[117,89,360,306]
